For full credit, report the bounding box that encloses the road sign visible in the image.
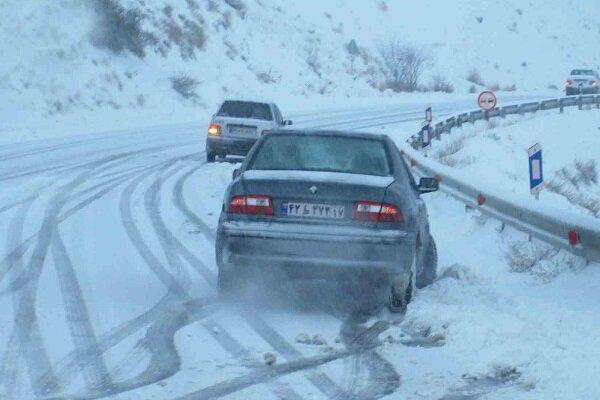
[425,107,432,123]
[421,124,431,149]
[478,91,497,111]
[528,143,543,198]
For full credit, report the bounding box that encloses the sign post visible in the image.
[420,122,431,152]
[478,91,497,119]
[425,106,432,123]
[528,143,543,200]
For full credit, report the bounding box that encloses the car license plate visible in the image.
[281,202,345,219]
[229,126,256,135]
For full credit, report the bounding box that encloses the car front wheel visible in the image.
[206,152,216,163]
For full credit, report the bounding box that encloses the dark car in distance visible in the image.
[215,130,439,311]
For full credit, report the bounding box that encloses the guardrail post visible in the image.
[578,95,583,110]
[596,95,600,109]
[484,111,489,121]
[559,98,564,113]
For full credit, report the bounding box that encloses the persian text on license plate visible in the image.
[281,202,345,219]
[229,126,255,135]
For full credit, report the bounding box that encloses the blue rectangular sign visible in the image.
[421,124,431,149]
[528,143,543,194]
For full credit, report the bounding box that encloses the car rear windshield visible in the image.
[217,101,273,121]
[571,70,595,76]
[248,134,391,176]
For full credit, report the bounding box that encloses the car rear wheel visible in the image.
[217,267,237,295]
[388,274,412,313]
[416,236,437,289]
[206,152,216,163]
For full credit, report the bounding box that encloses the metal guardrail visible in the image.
[404,95,600,263]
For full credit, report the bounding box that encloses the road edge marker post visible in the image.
[528,143,544,200]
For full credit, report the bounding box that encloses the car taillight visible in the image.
[591,80,597,87]
[227,195,273,215]
[353,202,403,222]
[208,124,221,136]
[565,80,572,86]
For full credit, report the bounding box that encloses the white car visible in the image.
[205,100,292,162]
[565,69,599,96]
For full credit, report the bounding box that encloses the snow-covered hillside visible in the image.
[1,0,599,142]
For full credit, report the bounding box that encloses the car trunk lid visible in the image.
[213,117,273,139]
[239,170,394,226]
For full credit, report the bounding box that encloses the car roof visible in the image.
[262,129,389,141]
[220,99,274,106]
[570,69,596,74]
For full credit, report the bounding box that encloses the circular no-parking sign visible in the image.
[477,90,497,111]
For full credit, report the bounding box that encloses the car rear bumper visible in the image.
[217,220,416,280]
[206,136,257,156]
[566,86,598,94]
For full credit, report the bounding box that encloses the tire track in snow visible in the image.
[1,199,35,399]
[45,159,306,400]
[201,318,305,400]
[1,149,188,396]
[50,230,113,392]
[172,166,216,242]
[87,160,306,400]
[338,318,401,399]
[170,164,351,399]
[1,155,128,397]
[44,298,217,400]
[39,154,201,392]
[42,157,218,399]
[0,146,177,289]
[150,163,307,400]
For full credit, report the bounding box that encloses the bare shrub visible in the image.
[207,0,218,12]
[306,45,321,78]
[502,84,517,91]
[256,70,278,84]
[468,84,477,93]
[435,137,466,166]
[377,1,388,12]
[224,0,247,18]
[162,16,206,59]
[170,74,200,99]
[575,160,598,185]
[506,242,557,273]
[487,82,500,91]
[378,39,428,92]
[90,0,150,58]
[547,84,559,90]
[430,74,454,93]
[221,10,232,29]
[487,119,499,129]
[466,68,484,86]
[504,241,585,281]
[186,0,200,12]
[546,160,599,217]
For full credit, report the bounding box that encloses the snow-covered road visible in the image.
[2,95,599,400]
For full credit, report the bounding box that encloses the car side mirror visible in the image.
[418,177,439,194]
[232,169,240,180]
[283,120,293,126]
